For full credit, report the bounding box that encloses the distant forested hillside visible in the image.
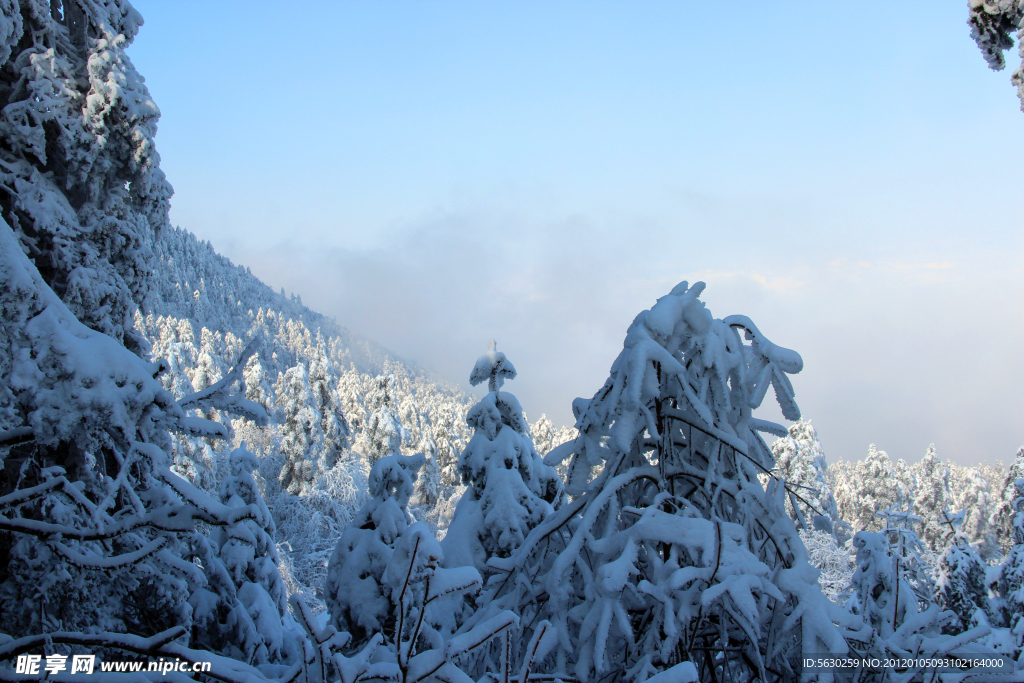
[137,225,577,609]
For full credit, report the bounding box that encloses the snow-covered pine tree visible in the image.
[934,509,992,635]
[953,465,1001,563]
[827,457,858,539]
[242,348,276,416]
[277,363,325,495]
[968,0,1024,110]
[893,457,916,517]
[440,341,562,576]
[431,403,464,489]
[912,444,951,553]
[337,362,368,435]
[995,446,1024,552]
[193,327,227,393]
[276,345,352,499]
[530,413,558,456]
[770,419,841,536]
[362,374,407,466]
[0,0,171,356]
[528,413,577,457]
[845,445,903,534]
[991,479,1024,648]
[482,282,854,683]
[189,444,292,665]
[325,453,426,647]
[309,331,351,470]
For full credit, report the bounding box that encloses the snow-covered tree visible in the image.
[325,453,516,682]
[309,331,350,468]
[844,527,992,680]
[530,413,578,457]
[840,445,904,534]
[325,453,425,648]
[876,505,935,610]
[193,327,226,393]
[952,464,1001,563]
[771,419,841,536]
[277,363,323,496]
[995,447,1024,552]
[362,374,407,466]
[0,218,287,682]
[440,341,562,575]
[893,457,916,515]
[799,529,855,605]
[242,349,275,416]
[189,444,291,665]
[935,509,991,634]
[0,0,172,355]
[969,0,1024,110]
[912,444,951,553]
[991,480,1024,627]
[481,282,854,683]
[848,531,926,640]
[431,403,465,489]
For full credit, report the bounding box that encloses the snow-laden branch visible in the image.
[176,336,269,426]
[50,536,167,569]
[0,426,33,447]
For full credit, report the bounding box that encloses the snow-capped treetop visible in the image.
[469,339,517,392]
[968,0,1024,109]
[555,281,802,494]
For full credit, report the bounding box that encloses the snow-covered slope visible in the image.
[135,224,577,611]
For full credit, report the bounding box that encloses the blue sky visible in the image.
[128,1,1023,467]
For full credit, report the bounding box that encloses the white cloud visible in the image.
[229,208,1023,469]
